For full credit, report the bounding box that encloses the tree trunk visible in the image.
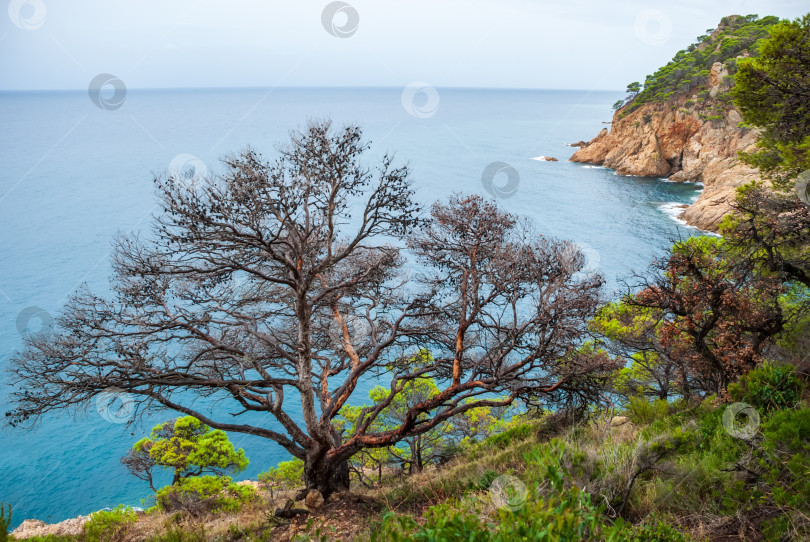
[304,455,350,498]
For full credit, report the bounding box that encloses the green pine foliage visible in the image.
[154,475,257,515]
[83,506,138,542]
[0,503,11,542]
[617,14,780,115]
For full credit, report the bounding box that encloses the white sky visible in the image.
[1,0,807,91]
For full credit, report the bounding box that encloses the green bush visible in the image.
[615,518,693,541]
[372,488,695,541]
[83,505,138,542]
[1,503,11,542]
[728,361,804,412]
[474,469,499,491]
[371,486,604,542]
[155,476,256,515]
[257,458,304,498]
[625,396,669,424]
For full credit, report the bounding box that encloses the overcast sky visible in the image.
[2,0,807,91]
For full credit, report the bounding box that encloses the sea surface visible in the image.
[0,87,703,527]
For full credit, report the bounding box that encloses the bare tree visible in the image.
[627,237,788,395]
[6,121,613,497]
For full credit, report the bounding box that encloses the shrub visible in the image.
[123,416,249,491]
[728,361,804,412]
[0,503,11,542]
[371,486,605,542]
[616,518,693,541]
[84,505,138,542]
[625,396,669,424]
[257,458,304,499]
[155,476,256,515]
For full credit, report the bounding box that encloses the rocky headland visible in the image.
[570,17,771,232]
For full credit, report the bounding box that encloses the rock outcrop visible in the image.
[12,515,90,539]
[570,63,760,232]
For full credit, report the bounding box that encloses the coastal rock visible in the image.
[12,515,89,539]
[570,95,760,231]
[533,156,559,162]
[569,140,588,147]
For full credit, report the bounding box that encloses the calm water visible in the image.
[0,87,702,526]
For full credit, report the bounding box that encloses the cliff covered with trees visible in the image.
[571,15,779,231]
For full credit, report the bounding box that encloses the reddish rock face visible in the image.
[570,81,761,232]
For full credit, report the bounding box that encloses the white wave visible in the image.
[531,155,557,162]
[581,165,605,169]
[659,202,689,226]
[658,201,720,236]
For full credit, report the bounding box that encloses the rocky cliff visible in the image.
[571,26,766,231]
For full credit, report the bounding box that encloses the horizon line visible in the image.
[0,85,624,94]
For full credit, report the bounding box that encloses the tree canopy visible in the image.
[734,14,810,188]
[619,14,779,115]
[122,416,249,491]
[5,120,614,496]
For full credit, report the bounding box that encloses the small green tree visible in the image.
[734,14,810,188]
[122,416,248,491]
[258,458,305,499]
[590,302,684,401]
[0,502,11,542]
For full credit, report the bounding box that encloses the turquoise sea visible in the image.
[0,87,703,527]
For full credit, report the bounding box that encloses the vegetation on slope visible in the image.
[614,14,780,114]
